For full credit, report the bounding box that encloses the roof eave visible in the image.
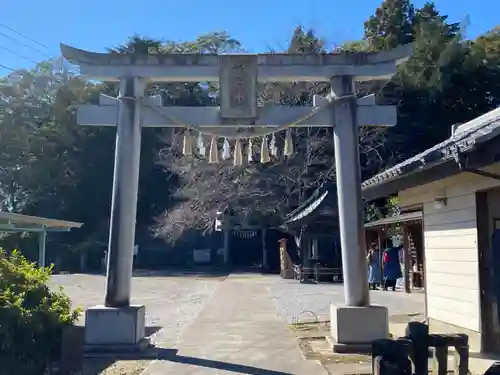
[0,212,83,230]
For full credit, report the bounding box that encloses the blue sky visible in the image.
[1,0,499,74]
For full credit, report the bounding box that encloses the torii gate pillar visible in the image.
[84,77,148,349]
[330,75,389,352]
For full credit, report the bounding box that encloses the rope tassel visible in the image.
[233,139,243,166]
[260,136,270,164]
[182,131,193,156]
[283,129,294,156]
[208,136,219,164]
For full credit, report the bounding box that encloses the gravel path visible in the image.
[265,276,425,323]
[51,272,425,374]
[50,271,224,347]
[51,272,425,338]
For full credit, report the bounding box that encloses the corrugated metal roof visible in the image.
[362,106,500,190]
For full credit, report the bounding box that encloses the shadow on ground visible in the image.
[62,326,162,374]
[63,266,276,279]
[85,348,294,375]
[132,268,231,278]
[59,264,283,279]
[132,266,277,278]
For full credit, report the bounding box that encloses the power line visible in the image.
[0,30,51,58]
[0,23,49,50]
[0,44,39,65]
[0,63,15,71]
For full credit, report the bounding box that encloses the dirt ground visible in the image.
[82,359,149,375]
[288,313,471,375]
[289,320,373,375]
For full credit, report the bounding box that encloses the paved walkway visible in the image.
[143,274,327,375]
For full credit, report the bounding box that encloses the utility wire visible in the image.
[0,63,15,71]
[0,44,39,65]
[0,23,50,50]
[0,30,51,58]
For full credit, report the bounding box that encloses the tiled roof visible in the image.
[284,190,329,224]
[362,106,500,190]
[283,184,337,225]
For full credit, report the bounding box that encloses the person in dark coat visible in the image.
[382,245,402,291]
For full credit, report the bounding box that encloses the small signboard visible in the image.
[193,249,211,263]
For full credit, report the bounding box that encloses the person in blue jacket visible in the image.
[367,243,381,290]
[382,245,402,291]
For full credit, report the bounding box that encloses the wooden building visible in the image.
[362,107,500,354]
[280,184,342,282]
[365,211,424,293]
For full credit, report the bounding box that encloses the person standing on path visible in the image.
[367,243,381,290]
[382,245,402,291]
[102,250,108,274]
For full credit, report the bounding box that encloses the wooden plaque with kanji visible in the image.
[219,55,258,121]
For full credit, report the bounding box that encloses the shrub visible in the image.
[0,248,81,374]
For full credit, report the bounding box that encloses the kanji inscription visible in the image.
[219,55,257,120]
[230,64,246,107]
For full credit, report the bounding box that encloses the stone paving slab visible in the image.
[143,274,327,375]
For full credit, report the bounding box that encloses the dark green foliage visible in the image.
[0,249,81,374]
[364,0,415,51]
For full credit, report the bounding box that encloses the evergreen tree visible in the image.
[364,0,415,51]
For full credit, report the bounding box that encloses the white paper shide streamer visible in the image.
[182,131,193,156]
[270,133,278,157]
[283,129,294,156]
[208,136,219,163]
[222,138,231,160]
[233,139,243,166]
[247,138,253,163]
[197,133,205,156]
[260,135,270,164]
[182,129,294,164]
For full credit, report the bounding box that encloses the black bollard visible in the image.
[428,333,469,375]
[454,344,469,375]
[451,334,469,375]
[405,321,429,375]
[431,345,449,375]
[372,338,412,375]
[373,355,407,375]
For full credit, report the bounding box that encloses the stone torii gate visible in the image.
[61,43,412,350]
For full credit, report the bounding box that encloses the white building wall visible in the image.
[399,163,500,333]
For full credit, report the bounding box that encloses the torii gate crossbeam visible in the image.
[61,43,412,352]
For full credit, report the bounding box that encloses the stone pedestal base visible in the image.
[84,304,147,352]
[330,304,389,353]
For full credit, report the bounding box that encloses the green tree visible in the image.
[0,249,80,373]
[0,58,174,267]
[360,1,500,181]
[364,0,415,51]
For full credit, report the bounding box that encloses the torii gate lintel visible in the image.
[76,92,397,131]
